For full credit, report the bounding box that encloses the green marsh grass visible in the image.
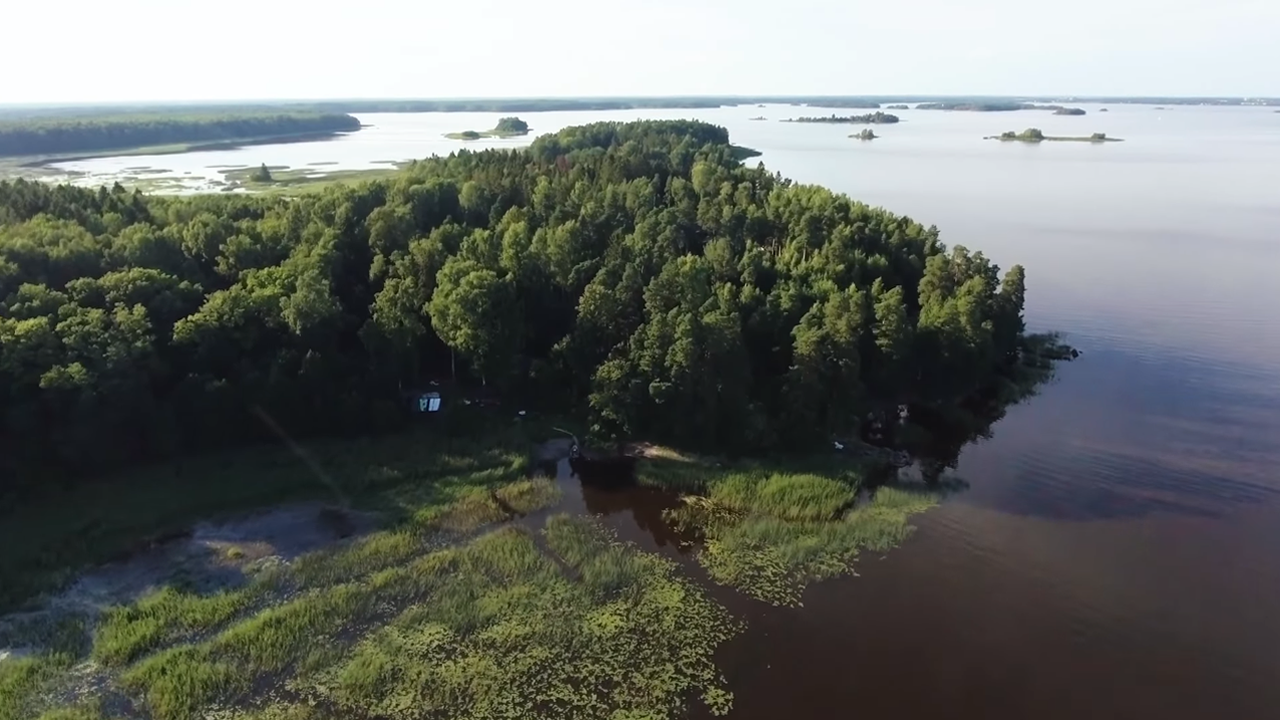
[34,705,116,720]
[309,516,739,720]
[0,414,544,614]
[656,458,942,606]
[92,585,264,667]
[98,511,738,720]
[0,654,75,720]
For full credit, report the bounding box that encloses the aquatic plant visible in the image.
[7,477,737,720]
[307,517,739,720]
[662,464,940,606]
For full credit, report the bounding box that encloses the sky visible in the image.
[4,0,1279,104]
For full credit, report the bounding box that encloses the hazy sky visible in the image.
[6,0,1278,103]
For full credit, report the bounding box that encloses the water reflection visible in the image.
[966,347,1280,522]
[579,483,692,551]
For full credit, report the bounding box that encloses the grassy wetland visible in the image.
[0,405,965,720]
[638,455,942,607]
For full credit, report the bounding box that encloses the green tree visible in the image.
[429,258,520,385]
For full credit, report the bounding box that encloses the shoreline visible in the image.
[10,128,360,168]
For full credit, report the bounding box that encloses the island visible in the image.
[749,116,767,121]
[916,102,1086,114]
[851,129,879,140]
[785,112,900,124]
[445,116,532,140]
[985,127,1123,143]
[886,104,911,109]
[248,163,273,182]
[917,101,1029,112]
[1100,108,1110,112]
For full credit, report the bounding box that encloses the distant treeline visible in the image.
[0,112,362,158]
[3,96,1273,123]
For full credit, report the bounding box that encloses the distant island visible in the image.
[445,116,531,140]
[813,100,882,109]
[1100,108,1110,112]
[851,129,879,140]
[985,128,1123,143]
[786,112,900,124]
[918,102,1027,112]
[248,163,273,182]
[918,102,1084,114]
[749,116,767,121]
[886,104,910,110]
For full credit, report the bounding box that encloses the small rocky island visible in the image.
[851,129,879,140]
[1053,107,1087,115]
[985,128,1123,143]
[886,104,910,110]
[786,111,900,124]
[749,116,767,121]
[446,116,531,140]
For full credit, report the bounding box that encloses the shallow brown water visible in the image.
[550,345,1280,720]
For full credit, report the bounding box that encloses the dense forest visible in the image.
[0,112,361,158]
[0,119,1033,500]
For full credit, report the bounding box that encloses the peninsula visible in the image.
[445,116,531,140]
[0,111,362,161]
[786,112,900,124]
[986,128,1123,143]
[0,118,1072,720]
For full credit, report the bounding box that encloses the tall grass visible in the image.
[106,513,739,720]
[0,654,73,720]
[92,586,260,667]
[0,411,550,615]
[660,457,941,607]
[710,471,856,521]
[309,515,740,720]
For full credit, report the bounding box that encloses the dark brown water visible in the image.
[545,104,1280,719]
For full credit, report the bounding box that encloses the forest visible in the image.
[787,112,901,124]
[0,112,361,158]
[0,119,1033,501]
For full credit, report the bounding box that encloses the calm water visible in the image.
[56,105,1280,717]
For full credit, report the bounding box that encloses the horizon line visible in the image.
[3,93,1279,109]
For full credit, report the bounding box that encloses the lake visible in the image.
[48,104,1280,718]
